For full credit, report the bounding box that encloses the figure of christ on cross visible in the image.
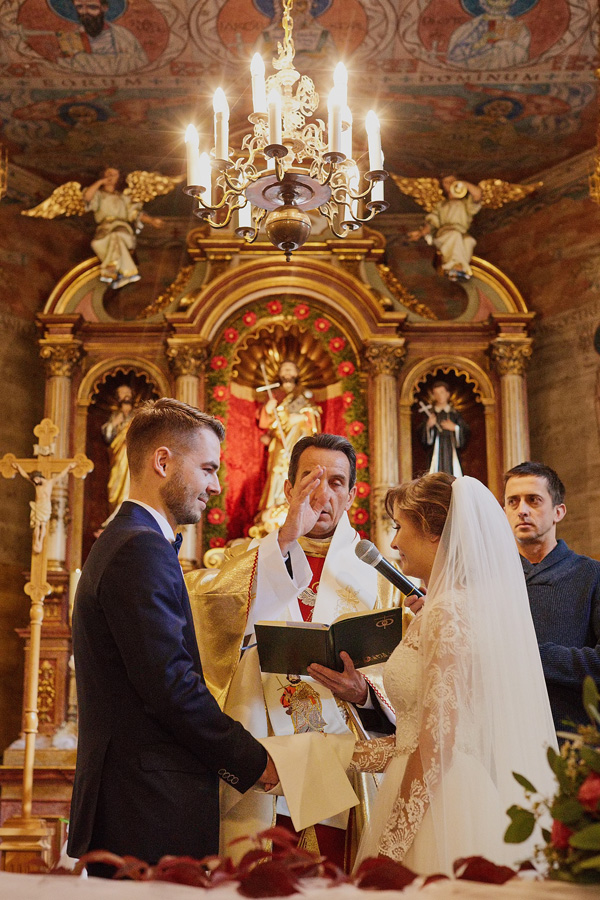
[0,418,93,871]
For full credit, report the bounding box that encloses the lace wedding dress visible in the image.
[352,477,558,876]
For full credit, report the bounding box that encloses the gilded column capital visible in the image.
[490,340,532,377]
[39,341,84,377]
[166,343,208,378]
[363,342,406,377]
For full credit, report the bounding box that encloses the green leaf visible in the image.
[580,746,600,774]
[504,807,535,843]
[547,747,572,793]
[512,771,537,794]
[542,828,551,843]
[583,677,599,725]
[573,854,600,872]
[569,824,600,850]
[550,798,585,825]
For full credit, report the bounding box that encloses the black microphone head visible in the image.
[355,539,382,566]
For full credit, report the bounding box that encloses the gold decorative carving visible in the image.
[232,320,337,389]
[166,343,208,378]
[39,342,83,377]
[137,265,195,319]
[490,340,532,377]
[37,660,56,725]
[363,342,406,377]
[377,264,437,320]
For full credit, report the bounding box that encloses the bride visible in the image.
[351,473,557,874]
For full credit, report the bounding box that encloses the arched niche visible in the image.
[70,358,170,568]
[200,294,370,545]
[399,356,499,496]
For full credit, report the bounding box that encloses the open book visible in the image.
[254,606,403,676]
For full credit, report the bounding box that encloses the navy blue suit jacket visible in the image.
[68,502,267,863]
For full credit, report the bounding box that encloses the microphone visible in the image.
[355,539,424,598]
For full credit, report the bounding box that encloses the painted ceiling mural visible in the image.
[0,0,597,211]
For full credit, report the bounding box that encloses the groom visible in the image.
[68,398,276,872]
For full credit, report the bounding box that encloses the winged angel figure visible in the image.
[23,167,183,289]
[393,174,540,282]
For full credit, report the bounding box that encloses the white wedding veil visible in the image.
[418,476,557,872]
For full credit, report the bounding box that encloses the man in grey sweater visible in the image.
[504,462,600,731]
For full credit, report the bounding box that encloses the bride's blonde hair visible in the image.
[385,472,455,538]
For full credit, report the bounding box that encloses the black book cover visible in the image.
[254,606,403,676]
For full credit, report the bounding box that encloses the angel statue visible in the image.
[23,166,183,289]
[393,173,540,282]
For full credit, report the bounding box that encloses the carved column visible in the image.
[166,341,208,570]
[38,341,84,571]
[490,339,533,471]
[363,342,406,555]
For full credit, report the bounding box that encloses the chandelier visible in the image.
[184,0,388,260]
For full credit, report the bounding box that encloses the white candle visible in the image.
[341,106,352,160]
[251,53,267,114]
[333,62,348,109]
[213,87,229,161]
[185,124,201,185]
[267,88,282,145]
[328,87,343,155]
[198,151,212,206]
[237,201,252,230]
[365,110,383,171]
[371,178,384,203]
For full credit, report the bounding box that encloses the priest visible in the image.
[187,434,413,870]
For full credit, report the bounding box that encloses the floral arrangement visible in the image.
[205,297,371,550]
[505,676,600,884]
[49,828,517,895]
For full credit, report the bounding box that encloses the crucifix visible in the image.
[0,418,93,872]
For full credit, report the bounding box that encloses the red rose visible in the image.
[337,361,354,377]
[550,819,573,850]
[352,508,369,525]
[224,327,239,344]
[212,385,229,402]
[315,317,331,333]
[578,771,600,812]
[267,299,283,314]
[210,355,228,370]
[330,337,347,353]
[355,481,371,498]
[348,420,365,436]
[356,452,368,469]
[342,390,355,407]
[209,537,225,548]
[294,303,310,320]
[358,530,368,540]
[242,311,257,327]
[207,508,225,525]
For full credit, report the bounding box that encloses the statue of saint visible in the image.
[253,360,321,534]
[418,381,470,477]
[13,461,75,553]
[101,383,137,512]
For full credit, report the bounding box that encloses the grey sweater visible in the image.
[521,539,600,731]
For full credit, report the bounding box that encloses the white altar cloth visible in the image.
[1,871,598,900]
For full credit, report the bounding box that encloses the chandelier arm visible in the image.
[318,203,351,239]
[343,206,381,225]
[219,167,256,194]
[330,181,373,204]
[194,187,245,213]
[195,203,237,229]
